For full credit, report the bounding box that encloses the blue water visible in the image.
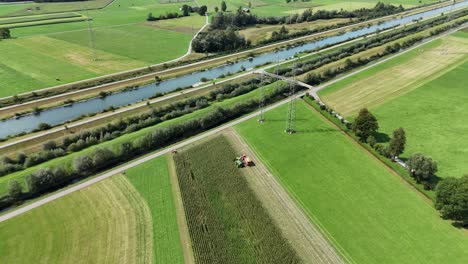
[1,1,467,138]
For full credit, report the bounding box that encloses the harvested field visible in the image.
[0,175,153,263]
[320,34,468,117]
[173,135,300,264]
[224,128,344,264]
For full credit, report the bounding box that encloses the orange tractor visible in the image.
[235,154,253,168]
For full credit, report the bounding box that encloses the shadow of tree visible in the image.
[374,132,390,143]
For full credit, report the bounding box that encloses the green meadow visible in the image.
[320,32,468,178]
[235,101,468,264]
[0,0,205,96]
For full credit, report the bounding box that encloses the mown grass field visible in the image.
[199,0,434,16]
[235,101,468,264]
[125,156,185,264]
[320,32,468,178]
[0,0,205,96]
[0,81,281,196]
[0,0,113,17]
[173,135,299,263]
[0,156,183,264]
[0,174,153,263]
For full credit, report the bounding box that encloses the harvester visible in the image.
[235,154,253,168]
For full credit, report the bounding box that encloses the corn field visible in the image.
[174,135,301,264]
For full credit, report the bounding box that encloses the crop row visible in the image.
[174,136,300,264]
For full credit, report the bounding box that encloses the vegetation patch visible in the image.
[173,135,299,263]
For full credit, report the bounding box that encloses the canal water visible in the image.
[1,1,467,138]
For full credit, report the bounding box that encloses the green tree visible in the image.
[389,127,406,158]
[221,1,227,12]
[8,180,22,200]
[435,175,468,226]
[352,108,379,141]
[198,5,208,15]
[215,6,219,12]
[407,153,437,183]
[249,1,252,8]
[0,28,11,39]
[182,4,190,16]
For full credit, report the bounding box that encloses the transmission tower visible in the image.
[84,5,97,61]
[285,61,298,134]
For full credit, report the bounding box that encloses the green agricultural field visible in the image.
[320,33,468,178]
[0,0,113,17]
[0,0,205,97]
[0,174,153,263]
[198,0,436,16]
[173,135,299,263]
[0,81,282,196]
[0,156,183,264]
[125,156,185,264]
[235,101,468,264]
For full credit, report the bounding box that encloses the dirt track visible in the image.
[224,129,345,264]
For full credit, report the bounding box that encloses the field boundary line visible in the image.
[225,129,346,263]
[167,155,195,264]
[236,132,357,264]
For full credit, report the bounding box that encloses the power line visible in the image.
[84,3,97,61]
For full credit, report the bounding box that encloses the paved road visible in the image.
[1,22,466,223]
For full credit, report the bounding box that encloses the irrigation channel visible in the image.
[1,1,467,139]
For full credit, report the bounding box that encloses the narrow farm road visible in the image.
[1,24,466,223]
[224,129,345,264]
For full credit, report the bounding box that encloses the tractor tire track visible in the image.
[224,129,345,264]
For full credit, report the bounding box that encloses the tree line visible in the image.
[0,78,268,177]
[210,2,403,30]
[2,81,300,210]
[308,98,467,227]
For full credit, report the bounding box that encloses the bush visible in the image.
[73,155,94,175]
[26,168,58,194]
[8,180,22,200]
[92,148,115,169]
[43,140,57,151]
